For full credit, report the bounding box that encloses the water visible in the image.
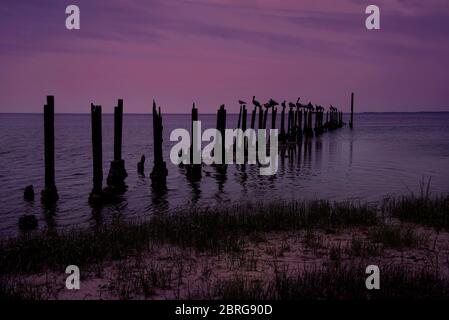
[1,113,449,237]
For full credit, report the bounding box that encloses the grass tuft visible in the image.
[369,224,426,248]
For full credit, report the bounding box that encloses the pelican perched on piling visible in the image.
[252,96,262,109]
[306,102,314,111]
[268,99,279,108]
[263,98,279,110]
[238,100,247,106]
[281,100,287,109]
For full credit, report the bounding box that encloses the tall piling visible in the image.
[150,100,168,187]
[280,103,286,143]
[214,105,227,173]
[241,105,248,155]
[350,92,354,129]
[237,105,242,129]
[242,105,247,132]
[90,104,103,201]
[287,105,294,142]
[303,109,308,134]
[250,107,256,130]
[263,107,268,129]
[297,107,303,141]
[41,95,59,203]
[218,105,227,164]
[107,99,127,191]
[187,103,201,180]
[191,104,198,163]
[258,106,264,129]
[294,108,298,137]
[307,109,313,137]
[114,99,123,162]
[271,107,277,130]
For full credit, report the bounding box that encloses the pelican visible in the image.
[306,102,314,111]
[295,98,304,111]
[268,99,279,108]
[281,100,287,108]
[238,100,247,106]
[252,96,262,109]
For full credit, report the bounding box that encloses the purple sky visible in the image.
[1,0,449,113]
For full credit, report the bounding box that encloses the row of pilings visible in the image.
[21,94,354,230]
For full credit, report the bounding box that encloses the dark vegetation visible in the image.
[0,200,378,275]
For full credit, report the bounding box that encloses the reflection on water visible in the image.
[1,113,449,236]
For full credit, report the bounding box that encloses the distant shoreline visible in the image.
[1,111,449,115]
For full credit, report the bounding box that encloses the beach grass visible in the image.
[209,264,449,300]
[384,194,449,230]
[368,224,426,248]
[0,199,378,275]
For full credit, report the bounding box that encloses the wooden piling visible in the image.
[303,109,308,134]
[187,103,201,180]
[107,99,127,191]
[242,105,247,132]
[191,104,198,164]
[263,107,268,129]
[287,106,293,141]
[280,104,286,143]
[258,106,264,129]
[294,108,298,136]
[90,104,103,197]
[150,100,168,186]
[237,105,242,129]
[307,109,313,137]
[219,105,227,164]
[114,99,123,161]
[297,107,303,141]
[350,92,354,129]
[41,95,59,203]
[250,107,256,130]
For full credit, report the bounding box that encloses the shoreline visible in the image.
[1,193,449,299]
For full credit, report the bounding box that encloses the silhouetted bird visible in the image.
[288,102,296,109]
[281,100,287,109]
[268,99,279,107]
[238,100,247,105]
[252,96,262,109]
[306,102,314,111]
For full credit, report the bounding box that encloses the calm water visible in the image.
[1,113,449,236]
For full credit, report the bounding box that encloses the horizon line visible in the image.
[1,111,449,115]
